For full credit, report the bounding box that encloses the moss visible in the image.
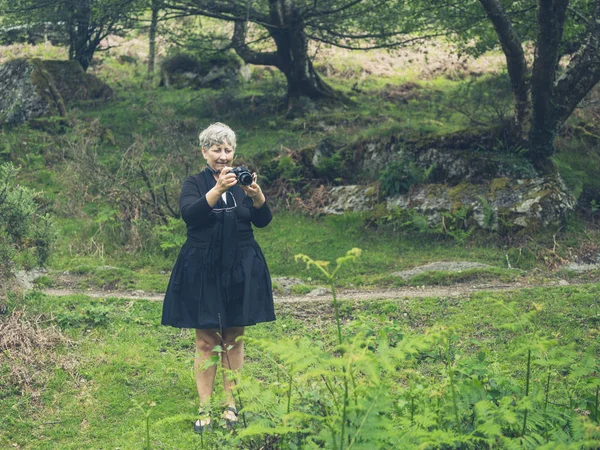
[29,58,66,117]
[490,177,510,193]
[365,185,378,198]
[448,181,475,201]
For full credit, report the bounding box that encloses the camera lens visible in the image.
[238,172,253,186]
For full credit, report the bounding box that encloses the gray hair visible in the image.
[198,122,237,150]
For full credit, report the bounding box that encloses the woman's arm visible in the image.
[250,202,273,228]
[179,177,213,226]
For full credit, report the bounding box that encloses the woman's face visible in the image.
[202,142,234,172]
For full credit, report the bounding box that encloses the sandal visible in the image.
[223,406,239,429]
[193,410,211,434]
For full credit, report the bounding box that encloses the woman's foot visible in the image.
[193,410,211,434]
[223,406,238,429]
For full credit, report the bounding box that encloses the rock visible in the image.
[312,138,336,167]
[307,287,331,297]
[386,174,575,230]
[322,184,379,215]
[0,58,112,126]
[391,261,492,280]
[42,60,113,103]
[562,263,600,273]
[239,64,252,82]
[354,132,537,183]
[272,277,304,296]
[159,52,242,90]
[13,269,47,290]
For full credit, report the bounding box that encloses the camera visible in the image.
[230,166,253,186]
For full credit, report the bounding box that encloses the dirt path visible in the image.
[41,279,580,304]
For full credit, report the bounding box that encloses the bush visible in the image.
[378,157,434,197]
[0,163,57,287]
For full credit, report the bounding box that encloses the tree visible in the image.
[148,0,164,73]
[439,0,600,169]
[0,0,142,71]
[166,0,437,102]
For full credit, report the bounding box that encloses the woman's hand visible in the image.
[214,167,237,194]
[240,173,266,208]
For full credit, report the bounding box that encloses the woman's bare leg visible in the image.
[221,326,245,420]
[195,329,221,425]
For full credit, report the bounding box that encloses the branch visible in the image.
[554,0,600,124]
[166,1,271,26]
[306,31,448,51]
[307,22,437,41]
[303,0,366,19]
[232,20,280,67]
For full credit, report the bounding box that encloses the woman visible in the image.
[161,122,275,432]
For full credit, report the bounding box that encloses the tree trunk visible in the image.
[148,0,159,74]
[527,0,569,162]
[232,3,335,103]
[68,0,93,71]
[270,25,335,101]
[268,0,334,101]
[478,0,531,141]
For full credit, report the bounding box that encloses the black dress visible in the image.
[161,168,276,329]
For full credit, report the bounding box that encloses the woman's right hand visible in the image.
[214,167,237,194]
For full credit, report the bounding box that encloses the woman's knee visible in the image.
[223,327,244,348]
[195,329,220,354]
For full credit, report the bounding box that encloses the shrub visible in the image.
[0,163,57,287]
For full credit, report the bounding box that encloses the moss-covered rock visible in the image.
[386,174,575,231]
[322,184,379,214]
[0,58,112,127]
[159,52,244,90]
[42,60,113,103]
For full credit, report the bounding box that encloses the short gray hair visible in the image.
[198,122,237,150]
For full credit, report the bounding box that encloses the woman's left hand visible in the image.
[240,173,266,208]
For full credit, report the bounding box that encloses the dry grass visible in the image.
[312,41,506,80]
[0,42,68,64]
[0,309,74,399]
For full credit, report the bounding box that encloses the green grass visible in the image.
[2,283,599,448]
[42,210,522,292]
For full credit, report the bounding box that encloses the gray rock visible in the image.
[392,261,491,280]
[0,58,112,126]
[307,287,331,297]
[13,269,47,290]
[272,277,304,295]
[386,175,575,230]
[239,64,252,82]
[159,53,242,90]
[562,263,600,273]
[322,184,379,215]
[356,136,536,183]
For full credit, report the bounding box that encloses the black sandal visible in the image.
[193,410,211,434]
[223,406,239,429]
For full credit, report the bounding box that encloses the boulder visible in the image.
[0,58,113,126]
[355,133,537,183]
[314,131,575,230]
[322,184,379,215]
[386,174,575,230]
[159,52,243,90]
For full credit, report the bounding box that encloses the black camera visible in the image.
[230,166,253,186]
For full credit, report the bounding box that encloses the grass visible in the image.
[39,210,533,293]
[2,282,599,448]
